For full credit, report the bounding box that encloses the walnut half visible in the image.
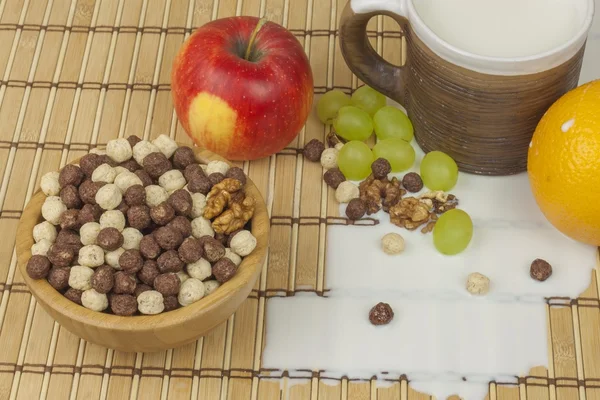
[389,197,431,230]
[212,195,255,235]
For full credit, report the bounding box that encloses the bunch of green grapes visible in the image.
[337,141,374,180]
[420,151,459,191]
[433,209,473,255]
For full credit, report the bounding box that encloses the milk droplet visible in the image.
[529,141,533,148]
[561,119,575,132]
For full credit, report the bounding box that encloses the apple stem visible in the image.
[245,17,268,61]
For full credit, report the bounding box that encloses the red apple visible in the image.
[171,16,314,161]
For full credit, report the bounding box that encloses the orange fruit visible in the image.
[528,79,600,245]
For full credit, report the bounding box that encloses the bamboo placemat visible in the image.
[0,0,599,399]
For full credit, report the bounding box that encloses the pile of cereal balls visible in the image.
[27,134,258,316]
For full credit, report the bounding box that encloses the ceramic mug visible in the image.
[339,0,595,175]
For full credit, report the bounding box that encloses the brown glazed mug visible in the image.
[339,0,595,175]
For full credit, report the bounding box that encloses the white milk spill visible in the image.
[263,134,596,399]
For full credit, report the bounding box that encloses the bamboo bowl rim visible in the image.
[15,146,269,333]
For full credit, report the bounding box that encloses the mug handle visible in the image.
[339,1,409,104]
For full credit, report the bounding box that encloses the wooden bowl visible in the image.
[15,148,269,353]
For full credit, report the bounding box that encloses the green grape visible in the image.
[372,138,415,172]
[337,140,374,180]
[351,86,386,116]
[433,209,473,255]
[373,106,414,142]
[420,151,459,191]
[317,89,352,124]
[333,106,374,141]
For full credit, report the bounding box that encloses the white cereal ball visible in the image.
[106,138,133,163]
[33,221,57,243]
[81,289,109,312]
[41,196,67,225]
[105,247,125,270]
[122,227,143,250]
[152,134,178,158]
[230,230,257,257]
[335,181,360,203]
[206,160,230,176]
[95,184,122,210]
[320,148,339,169]
[100,210,126,231]
[178,278,205,306]
[78,245,105,268]
[204,280,221,295]
[187,258,212,281]
[91,163,117,183]
[176,271,190,284]
[190,193,207,218]
[191,217,214,239]
[69,265,95,290]
[31,239,52,256]
[114,171,143,194]
[80,222,101,245]
[224,248,242,266]
[89,148,106,156]
[158,170,186,192]
[137,290,165,315]
[40,171,61,196]
[145,185,169,207]
[113,166,128,176]
[466,272,490,296]
[132,140,160,166]
[381,233,405,255]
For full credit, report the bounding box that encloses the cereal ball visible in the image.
[323,168,346,189]
[138,260,160,285]
[224,248,242,266]
[168,189,192,216]
[178,237,203,263]
[59,164,84,188]
[163,295,179,311]
[47,266,70,291]
[214,233,229,248]
[95,184,122,210]
[119,159,141,172]
[150,134,177,157]
[204,280,220,295]
[106,138,133,163]
[402,172,423,193]
[335,181,359,203]
[64,288,83,305]
[150,202,175,225]
[320,148,339,169]
[206,160,230,176]
[371,158,391,180]
[78,245,105,268]
[79,180,104,205]
[114,171,143,194]
[55,229,82,253]
[127,135,142,148]
[203,239,226,262]
[127,205,151,230]
[91,265,115,294]
[226,230,242,247]
[110,294,138,316]
[530,259,552,281]
[78,222,100,246]
[59,209,80,230]
[369,302,394,325]
[191,217,214,239]
[157,250,184,273]
[154,273,181,296]
[60,185,82,209]
[176,270,190,283]
[168,216,192,237]
[105,247,125,270]
[143,152,172,179]
[78,204,103,225]
[345,198,366,220]
[154,226,183,250]
[31,239,52,256]
[96,227,124,251]
[145,185,169,207]
[466,272,490,295]
[113,271,137,294]
[178,278,205,306]
[134,170,153,187]
[26,255,51,279]
[158,170,186,192]
[122,228,143,250]
[208,172,225,186]
[42,196,67,225]
[303,139,325,162]
[229,230,256,257]
[212,258,237,283]
[99,210,126,231]
[172,146,196,169]
[33,221,57,244]
[135,284,152,297]
[47,244,75,267]
[124,185,145,206]
[79,153,104,177]
[41,171,61,196]
[137,290,164,315]
[184,164,205,182]
[81,289,109,312]
[225,167,246,185]
[187,175,212,195]
[139,235,161,260]
[381,233,405,255]
[68,265,95,291]
[187,258,212,281]
[119,249,144,274]
[116,200,129,216]
[91,163,117,183]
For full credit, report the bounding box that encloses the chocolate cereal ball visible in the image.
[187,175,212,195]
[225,167,246,185]
[402,172,423,193]
[96,227,124,251]
[172,146,196,169]
[127,204,152,230]
[124,184,145,206]
[530,259,552,281]
[56,228,82,248]
[64,288,83,305]
[154,226,183,250]
[345,198,367,220]
[79,180,104,205]
[26,255,51,279]
[60,185,82,209]
[178,237,203,263]
[110,294,138,316]
[113,271,137,294]
[59,209,80,230]
[212,258,237,283]
[59,164,84,188]
[143,152,172,179]
[119,249,144,274]
[369,302,394,325]
[119,159,141,173]
[127,135,142,148]
[79,153,104,177]
[303,139,325,162]
[168,216,192,237]
[78,204,103,225]
[203,238,226,263]
[168,189,192,216]
[91,265,115,294]
[134,283,152,297]
[153,273,181,296]
[371,158,391,180]
[47,244,75,268]
[47,266,70,291]
[134,169,153,187]
[139,235,161,259]
[138,259,160,285]
[163,295,179,311]
[208,173,225,186]
[183,164,205,182]
[150,202,175,225]
[157,250,184,273]
[323,168,346,189]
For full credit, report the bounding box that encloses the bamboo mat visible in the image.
[0,0,599,399]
